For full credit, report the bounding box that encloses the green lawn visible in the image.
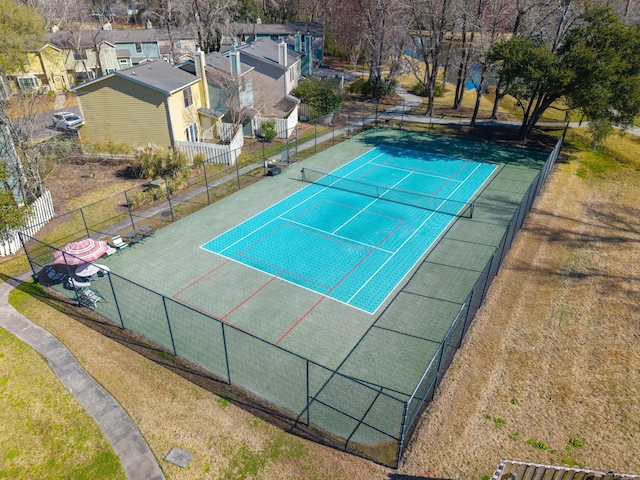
[1,284,125,480]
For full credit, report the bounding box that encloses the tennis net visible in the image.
[301,168,474,218]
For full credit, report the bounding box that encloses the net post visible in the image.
[301,168,306,182]
[469,203,474,219]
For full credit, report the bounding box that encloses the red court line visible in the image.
[220,273,282,321]
[174,258,232,297]
[432,160,468,197]
[275,220,404,345]
[237,253,332,289]
[173,297,253,336]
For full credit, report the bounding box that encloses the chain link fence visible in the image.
[19,114,563,467]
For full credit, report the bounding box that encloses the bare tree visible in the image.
[358,0,407,96]
[207,63,255,135]
[467,0,512,125]
[407,0,455,115]
[0,93,72,203]
[181,0,237,53]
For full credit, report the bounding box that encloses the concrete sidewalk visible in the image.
[0,278,165,480]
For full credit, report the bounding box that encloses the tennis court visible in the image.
[30,129,555,465]
[199,146,497,316]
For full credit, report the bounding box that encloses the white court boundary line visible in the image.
[201,147,497,314]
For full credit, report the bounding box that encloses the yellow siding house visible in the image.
[8,44,70,93]
[73,54,210,149]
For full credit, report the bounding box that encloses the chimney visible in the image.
[229,50,241,76]
[278,40,287,68]
[305,35,313,75]
[232,37,238,50]
[294,33,301,53]
[194,49,210,109]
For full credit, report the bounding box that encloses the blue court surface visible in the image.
[202,146,497,314]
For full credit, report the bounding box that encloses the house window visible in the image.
[183,87,193,108]
[17,76,38,90]
[174,40,181,49]
[185,122,198,142]
[106,68,116,74]
[73,50,88,60]
[135,42,143,54]
[290,67,294,82]
[119,58,130,68]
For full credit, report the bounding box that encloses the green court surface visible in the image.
[52,129,548,459]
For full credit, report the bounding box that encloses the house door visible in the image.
[185,122,198,142]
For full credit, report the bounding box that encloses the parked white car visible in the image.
[52,111,83,130]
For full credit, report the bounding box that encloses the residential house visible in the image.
[180,49,255,139]
[46,27,197,85]
[47,30,119,81]
[73,56,209,148]
[6,44,70,94]
[231,22,324,75]
[227,38,302,116]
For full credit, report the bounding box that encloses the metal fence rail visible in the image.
[19,131,564,468]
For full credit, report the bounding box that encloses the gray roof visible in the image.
[235,38,301,69]
[204,51,253,76]
[232,22,324,38]
[74,60,199,95]
[46,27,196,49]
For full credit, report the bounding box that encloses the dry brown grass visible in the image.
[398,129,640,478]
[6,127,640,478]
[9,287,390,479]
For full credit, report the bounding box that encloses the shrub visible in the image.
[132,144,188,179]
[292,77,344,118]
[411,82,444,97]
[261,120,277,142]
[349,77,397,97]
[349,77,370,95]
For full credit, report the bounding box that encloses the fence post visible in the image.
[80,208,90,238]
[306,360,310,426]
[107,272,125,329]
[203,164,211,205]
[461,289,474,339]
[432,341,446,400]
[61,253,82,305]
[314,122,317,153]
[18,232,37,280]
[164,175,175,222]
[221,323,232,384]
[162,296,177,355]
[235,142,242,190]
[124,190,136,231]
[397,400,409,469]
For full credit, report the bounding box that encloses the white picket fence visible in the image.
[217,122,235,142]
[0,190,55,257]
[175,127,244,166]
[253,104,299,139]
